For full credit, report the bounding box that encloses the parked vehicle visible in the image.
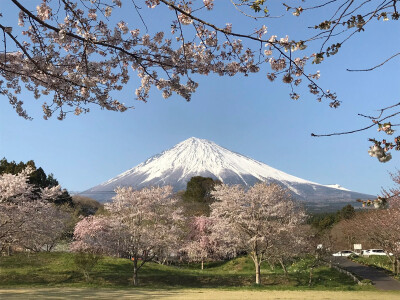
[332,250,356,257]
[362,249,393,256]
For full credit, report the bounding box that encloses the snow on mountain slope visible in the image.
[325,184,351,191]
[81,137,374,207]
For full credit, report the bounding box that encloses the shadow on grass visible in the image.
[0,253,364,290]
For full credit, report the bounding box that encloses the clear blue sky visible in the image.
[1,1,399,195]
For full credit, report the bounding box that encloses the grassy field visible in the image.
[0,252,372,290]
[352,255,400,280]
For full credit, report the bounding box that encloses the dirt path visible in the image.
[0,288,400,300]
[332,257,400,290]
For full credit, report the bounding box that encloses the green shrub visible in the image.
[360,279,373,285]
[73,252,102,282]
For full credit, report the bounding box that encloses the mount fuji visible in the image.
[81,137,374,210]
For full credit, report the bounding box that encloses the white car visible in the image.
[362,249,392,256]
[332,250,356,257]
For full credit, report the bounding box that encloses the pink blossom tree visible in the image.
[181,215,215,269]
[17,201,71,252]
[266,225,312,277]
[71,215,120,280]
[105,185,183,285]
[3,1,400,159]
[211,183,306,285]
[71,215,122,255]
[0,0,334,122]
[361,209,400,275]
[0,167,67,254]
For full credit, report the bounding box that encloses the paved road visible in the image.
[332,257,400,290]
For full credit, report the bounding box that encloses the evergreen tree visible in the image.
[181,176,221,216]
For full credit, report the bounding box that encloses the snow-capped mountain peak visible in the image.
[82,137,374,208]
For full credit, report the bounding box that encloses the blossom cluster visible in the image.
[0,167,69,253]
[1,0,335,119]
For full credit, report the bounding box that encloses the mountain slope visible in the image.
[81,137,374,208]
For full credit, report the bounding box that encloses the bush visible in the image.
[360,279,373,285]
[73,252,102,282]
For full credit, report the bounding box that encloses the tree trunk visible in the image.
[254,260,261,285]
[133,258,138,286]
[83,270,90,282]
[309,266,314,287]
[279,258,288,278]
[267,259,275,271]
[201,259,204,270]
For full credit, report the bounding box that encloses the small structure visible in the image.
[354,244,362,255]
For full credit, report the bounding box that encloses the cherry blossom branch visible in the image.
[159,0,331,99]
[347,52,400,71]
[0,23,84,88]
[311,110,400,137]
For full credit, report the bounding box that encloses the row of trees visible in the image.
[72,182,308,285]
[3,163,399,284]
[331,208,400,274]
[312,173,400,275]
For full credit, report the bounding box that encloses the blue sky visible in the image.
[1,1,399,195]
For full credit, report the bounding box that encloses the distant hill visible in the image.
[81,137,374,210]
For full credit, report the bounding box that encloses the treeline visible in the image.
[307,204,356,231]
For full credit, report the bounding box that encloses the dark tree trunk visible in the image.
[309,266,314,287]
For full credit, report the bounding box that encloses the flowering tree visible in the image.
[381,170,400,208]
[181,215,215,269]
[71,215,120,280]
[0,166,68,254]
[1,1,399,159]
[266,225,312,277]
[360,209,400,275]
[211,182,306,284]
[330,216,363,251]
[105,185,183,285]
[0,0,334,121]
[17,200,71,252]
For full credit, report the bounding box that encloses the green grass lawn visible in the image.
[0,252,372,290]
[352,256,400,280]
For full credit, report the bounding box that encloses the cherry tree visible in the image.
[71,215,119,254]
[0,0,333,121]
[361,170,400,273]
[17,200,71,252]
[330,216,363,251]
[105,185,183,285]
[71,215,121,280]
[0,166,34,202]
[360,209,400,275]
[181,215,216,269]
[1,1,399,159]
[211,182,306,285]
[381,170,400,208]
[0,166,67,254]
[266,225,312,277]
